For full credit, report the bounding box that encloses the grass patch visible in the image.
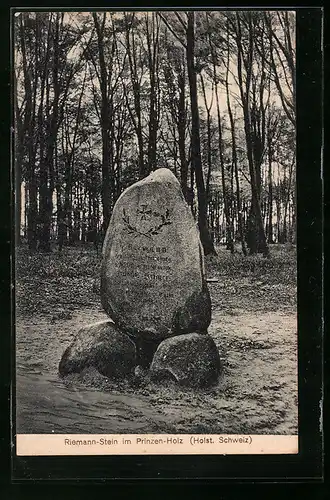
[15,244,101,280]
[206,244,296,286]
[15,243,296,317]
[15,245,102,317]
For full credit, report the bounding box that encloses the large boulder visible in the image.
[150,332,222,388]
[100,168,211,342]
[58,320,137,379]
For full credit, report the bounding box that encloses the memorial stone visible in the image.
[100,168,211,342]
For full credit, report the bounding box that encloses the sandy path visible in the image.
[16,306,297,435]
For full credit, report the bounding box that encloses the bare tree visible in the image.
[159,11,216,255]
[233,12,269,256]
[224,19,247,255]
[264,11,295,127]
[145,12,161,174]
[206,13,235,253]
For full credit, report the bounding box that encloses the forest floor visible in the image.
[15,243,298,435]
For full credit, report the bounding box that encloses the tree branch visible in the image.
[174,11,188,31]
[157,12,187,49]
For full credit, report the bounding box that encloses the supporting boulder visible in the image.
[150,332,222,388]
[59,320,137,379]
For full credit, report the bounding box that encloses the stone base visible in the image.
[58,320,222,388]
[150,332,222,388]
[59,320,137,379]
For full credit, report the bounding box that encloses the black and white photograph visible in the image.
[13,9,298,455]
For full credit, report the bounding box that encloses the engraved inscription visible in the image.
[114,243,174,297]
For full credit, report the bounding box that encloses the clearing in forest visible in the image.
[15,244,297,435]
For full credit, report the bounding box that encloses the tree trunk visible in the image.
[186,11,216,256]
[215,83,234,254]
[146,13,159,174]
[282,156,295,244]
[38,14,61,252]
[93,13,112,228]
[267,137,274,244]
[235,12,269,257]
[101,125,111,227]
[124,13,146,179]
[200,74,213,199]
[14,103,22,246]
[178,64,188,201]
[233,125,246,255]
[24,182,28,238]
[208,22,234,254]
[291,192,296,244]
[27,174,38,252]
[224,26,246,255]
[19,13,38,250]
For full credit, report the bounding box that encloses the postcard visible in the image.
[13,9,300,458]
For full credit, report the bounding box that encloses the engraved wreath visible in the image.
[122,204,172,239]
